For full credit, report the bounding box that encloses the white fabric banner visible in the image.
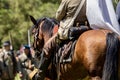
[86,0,120,35]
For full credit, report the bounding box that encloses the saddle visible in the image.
[56,40,77,64]
[55,25,90,64]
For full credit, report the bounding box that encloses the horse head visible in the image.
[30,15,59,54]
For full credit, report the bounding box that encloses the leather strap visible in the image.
[64,0,86,28]
[73,0,86,20]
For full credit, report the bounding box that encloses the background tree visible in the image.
[0,0,60,49]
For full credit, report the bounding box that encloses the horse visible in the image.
[30,15,120,80]
[30,16,59,80]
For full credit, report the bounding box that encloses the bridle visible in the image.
[33,19,45,54]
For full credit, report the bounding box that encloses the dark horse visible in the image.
[30,16,120,80]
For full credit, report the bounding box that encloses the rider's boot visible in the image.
[69,26,89,39]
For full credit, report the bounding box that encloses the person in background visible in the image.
[16,45,34,80]
[0,41,14,80]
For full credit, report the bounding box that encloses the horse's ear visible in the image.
[29,15,37,25]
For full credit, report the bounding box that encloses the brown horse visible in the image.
[30,16,120,80]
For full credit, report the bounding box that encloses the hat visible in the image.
[23,45,30,49]
[3,41,11,46]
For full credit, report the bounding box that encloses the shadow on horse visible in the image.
[30,16,120,80]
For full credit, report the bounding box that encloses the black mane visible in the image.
[31,17,59,37]
[41,17,59,34]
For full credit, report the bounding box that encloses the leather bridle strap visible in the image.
[34,21,44,51]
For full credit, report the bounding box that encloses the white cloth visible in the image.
[18,53,27,62]
[116,1,120,20]
[86,0,120,35]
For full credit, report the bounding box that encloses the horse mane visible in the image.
[30,17,59,37]
[41,17,59,37]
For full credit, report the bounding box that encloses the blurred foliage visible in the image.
[113,0,119,9]
[0,0,60,49]
[0,0,119,50]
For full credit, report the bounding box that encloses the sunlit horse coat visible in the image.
[86,0,120,35]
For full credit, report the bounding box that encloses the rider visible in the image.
[43,0,88,54]
[36,0,88,79]
[16,45,34,80]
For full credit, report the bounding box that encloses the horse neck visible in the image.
[41,18,59,45]
[44,35,51,44]
[42,26,58,43]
